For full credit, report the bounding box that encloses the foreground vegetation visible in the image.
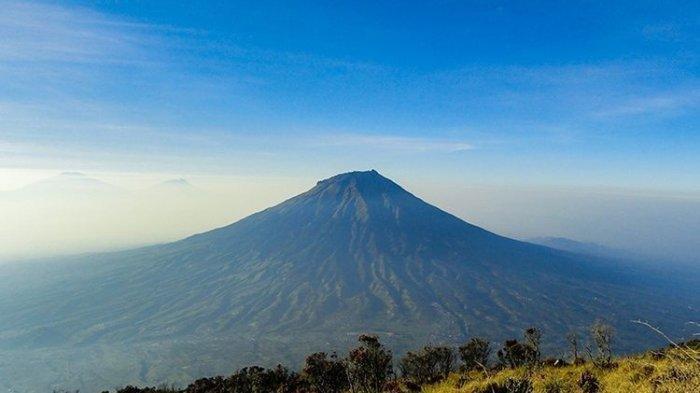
[426,346,699,393]
[102,323,699,393]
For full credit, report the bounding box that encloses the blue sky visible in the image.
[1,0,699,189]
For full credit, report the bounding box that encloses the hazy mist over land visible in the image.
[2,170,699,265]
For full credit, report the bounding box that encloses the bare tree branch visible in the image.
[631,320,698,362]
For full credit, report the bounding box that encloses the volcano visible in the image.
[0,170,696,392]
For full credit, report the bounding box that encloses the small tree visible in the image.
[458,338,491,371]
[578,371,600,393]
[213,365,305,393]
[302,352,348,393]
[269,365,307,393]
[399,345,454,385]
[479,378,533,393]
[497,339,537,369]
[185,376,226,392]
[586,321,614,368]
[524,327,542,364]
[566,330,583,364]
[431,346,455,381]
[346,334,394,393]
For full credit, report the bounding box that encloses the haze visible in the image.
[2,169,699,266]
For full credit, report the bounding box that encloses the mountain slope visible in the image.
[0,170,696,392]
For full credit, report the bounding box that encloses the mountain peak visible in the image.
[59,171,87,177]
[314,170,405,197]
[159,178,192,187]
[317,169,381,183]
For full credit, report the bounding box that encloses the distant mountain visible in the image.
[527,236,640,261]
[13,172,122,195]
[151,178,195,190]
[0,170,696,392]
[144,178,198,196]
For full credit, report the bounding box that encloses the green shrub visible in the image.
[346,334,394,393]
[577,371,600,393]
[497,340,537,369]
[476,378,533,393]
[543,378,572,393]
[399,345,454,385]
[458,338,491,371]
[302,352,347,393]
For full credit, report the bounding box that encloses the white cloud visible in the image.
[593,90,700,118]
[0,0,160,64]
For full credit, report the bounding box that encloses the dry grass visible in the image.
[423,347,699,393]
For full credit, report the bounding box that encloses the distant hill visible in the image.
[149,178,196,191]
[0,170,696,392]
[143,178,199,197]
[14,171,122,195]
[526,236,640,261]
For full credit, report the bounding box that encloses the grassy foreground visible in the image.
[423,348,699,393]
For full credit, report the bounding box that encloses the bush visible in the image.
[504,378,534,393]
[578,371,600,393]
[230,365,296,392]
[346,334,394,393]
[476,378,533,393]
[399,345,454,385]
[402,380,422,393]
[680,339,700,351]
[117,386,178,393]
[496,328,543,369]
[302,352,347,393]
[116,388,151,393]
[587,321,614,368]
[381,380,404,393]
[524,327,542,364]
[184,376,226,393]
[458,338,491,371]
[183,365,304,393]
[541,358,568,368]
[497,339,537,369]
[543,378,572,393]
[566,331,582,364]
